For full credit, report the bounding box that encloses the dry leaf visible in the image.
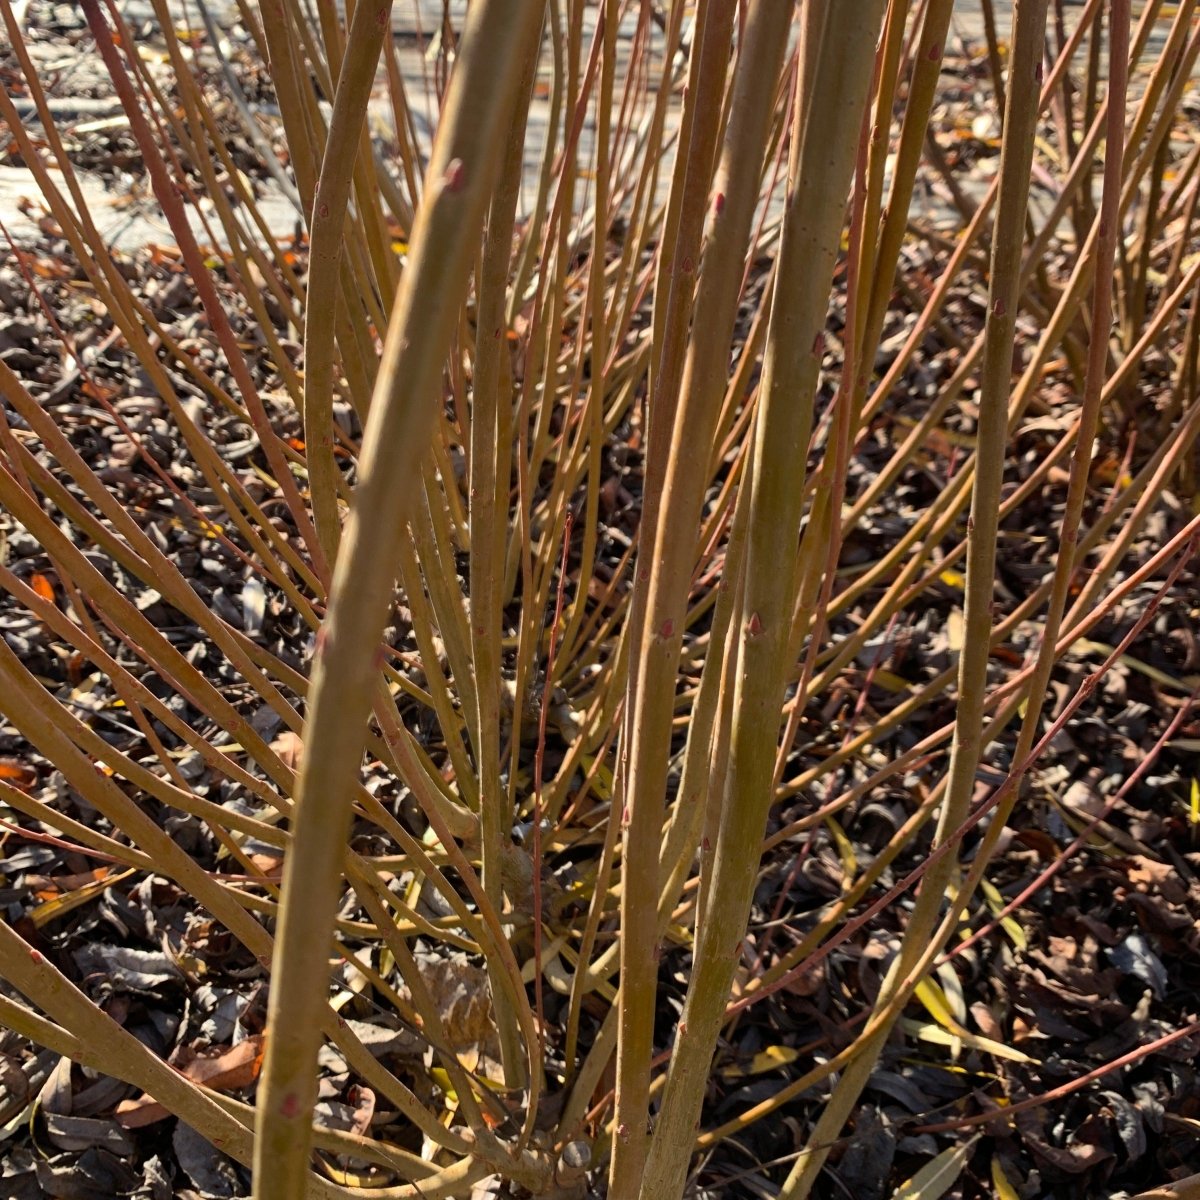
[30,573,56,603]
[0,759,37,789]
[270,730,304,771]
[115,1035,264,1127]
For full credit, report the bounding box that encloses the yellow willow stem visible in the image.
[609,2,740,1193]
[303,0,395,564]
[637,4,885,1198]
[253,5,547,1197]
[650,0,794,962]
[779,1,1051,1193]
[909,0,1132,1026]
[467,31,539,1091]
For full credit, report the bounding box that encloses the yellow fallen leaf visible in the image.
[824,815,857,883]
[992,1157,1021,1200]
[900,1018,1038,1064]
[722,1044,800,1079]
[890,1135,979,1199]
[979,878,1027,951]
[31,868,137,929]
[914,978,962,1035]
[870,669,912,693]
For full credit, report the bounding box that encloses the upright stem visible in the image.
[609,4,740,1193]
[637,5,885,1198]
[468,21,539,1091]
[780,2,1051,1193]
[912,0,1131,1024]
[303,0,394,565]
[650,0,795,956]
[252,6,546,1197]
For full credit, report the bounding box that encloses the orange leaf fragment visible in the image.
[270,730,304,771]
[30,573,56,604]
[0,759,37,790]
[248,853,284,879]
[81,378,119,402]
[115,1035,265,1128]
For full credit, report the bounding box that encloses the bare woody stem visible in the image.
[252,6,547,1198]
[303,0,396,565]
[637,5,885,1199]
[609,3,740,1194]
[780,2,1052,1194]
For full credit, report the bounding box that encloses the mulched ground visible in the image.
[3,5,1200,1199]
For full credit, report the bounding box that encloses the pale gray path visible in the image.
[0,1,1165,251]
